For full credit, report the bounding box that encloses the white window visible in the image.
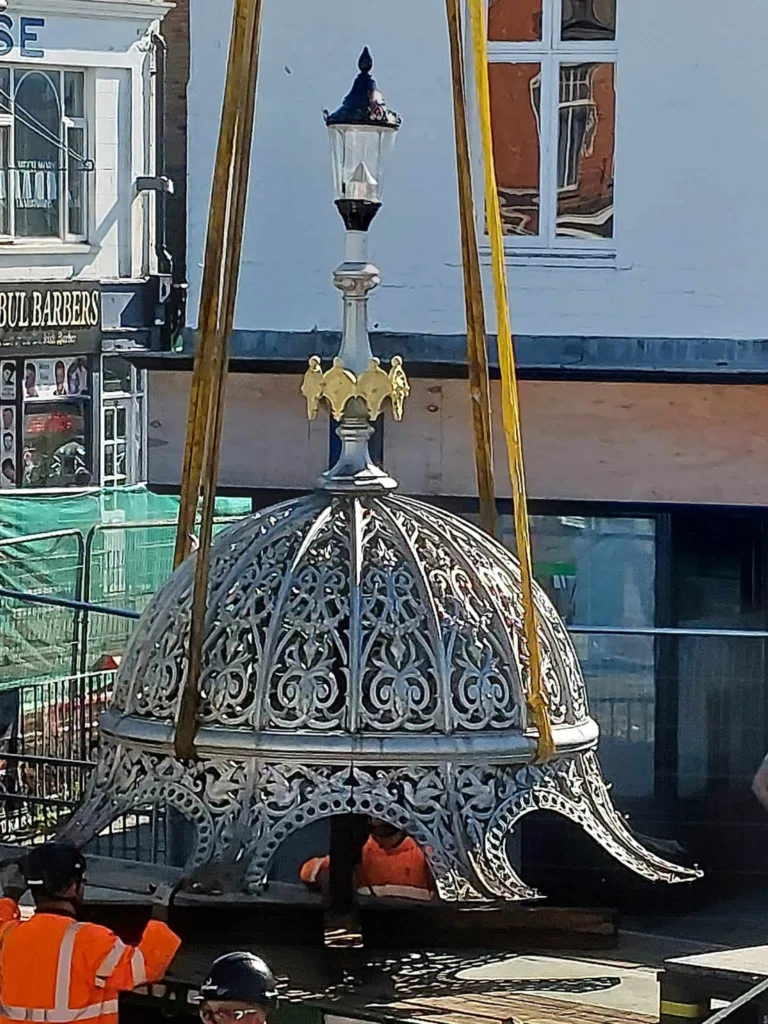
[0,66,90,242]
[486,0,617,250]
[102,356,146,488]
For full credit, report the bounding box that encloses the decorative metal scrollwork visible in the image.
[63,747,700,898]
[65,491,701,899]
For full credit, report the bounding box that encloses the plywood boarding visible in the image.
[147,371,328,490]
[149,372,768,506]
[387,379,768,505]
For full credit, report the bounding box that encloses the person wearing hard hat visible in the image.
[0,841,181,1024]
[300,819,435,901]
[196,953,279,1024]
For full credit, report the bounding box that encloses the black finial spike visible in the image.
[358,47,373,74]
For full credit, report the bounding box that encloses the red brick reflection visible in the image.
[561,0,616,41]
[489,63,541,236]
[488,0,542,42]
[556,63,615,239]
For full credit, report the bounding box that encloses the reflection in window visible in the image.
[487,0,616,248]
[15,71,60,238]
[562,0,616,41]
[64,72,84,119]
[0,68,88,240]
[102,355,145,487]
[500,515,656,628]
[23,402,91,488]
[64,72,87,239]
[103,356,134,394]
[66,125,86,237]
[556,63,615,239]
[488,0,542,42]
[0,125,10,236]
[494,514,656,798]
[0,68,9,113]
[489,63,541,236]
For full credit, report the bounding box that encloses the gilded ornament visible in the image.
[300,355,324,420]
[357,358,393,419]
[322,357,357,420]
[388,354,410,421]
[300,355,411,422]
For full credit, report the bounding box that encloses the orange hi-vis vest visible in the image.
[301,836,434,901]
[0,897,181,1024]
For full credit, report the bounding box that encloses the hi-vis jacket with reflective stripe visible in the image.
[301,836,435,901]
[0,897,181,1024]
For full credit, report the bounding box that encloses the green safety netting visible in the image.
[0,487,250,689]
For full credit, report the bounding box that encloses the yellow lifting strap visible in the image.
[445,0,498,541]
[466,0,555,762]
[172,0,264,760]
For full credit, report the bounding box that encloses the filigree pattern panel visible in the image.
[426,504,585,726]
[200,503,323,727]
[261,502,351,731]
[358,503,443,732]
[387,498,522,732]
[113,501,313,722]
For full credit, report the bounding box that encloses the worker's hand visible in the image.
[0,862,27,903]
[149,878,185,922]
[151,901,169,923]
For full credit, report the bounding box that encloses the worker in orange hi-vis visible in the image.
[300,820,436,902]
[0,842,181,1024]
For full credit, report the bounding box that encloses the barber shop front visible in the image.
[0,0,173,491]
[0,281,147,489]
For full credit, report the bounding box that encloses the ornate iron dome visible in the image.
[63,49,699,901]
[63,491,699,900]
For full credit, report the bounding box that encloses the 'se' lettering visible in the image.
[0,16,12,58]
[20,18,45,60]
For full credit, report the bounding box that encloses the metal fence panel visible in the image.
[0,531,84,688]
[82,517,243,671]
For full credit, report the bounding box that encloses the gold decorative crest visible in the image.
[301,355,410,422]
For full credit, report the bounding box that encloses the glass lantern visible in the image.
[325,49,401,230]
[328,123,398,205]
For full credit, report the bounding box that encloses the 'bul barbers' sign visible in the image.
[0,282,102,355]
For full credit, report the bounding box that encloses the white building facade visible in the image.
[0,0,173,491]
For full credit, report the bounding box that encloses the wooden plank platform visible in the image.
[147,943,660,1024]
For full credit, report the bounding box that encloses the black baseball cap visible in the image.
[23,842,86,897]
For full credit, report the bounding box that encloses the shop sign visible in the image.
[0,282,102,356]
[0,16,46,60]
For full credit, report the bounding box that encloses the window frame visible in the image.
[101,356,146,488]
[0,64,91,245]
[482,0,618,255]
